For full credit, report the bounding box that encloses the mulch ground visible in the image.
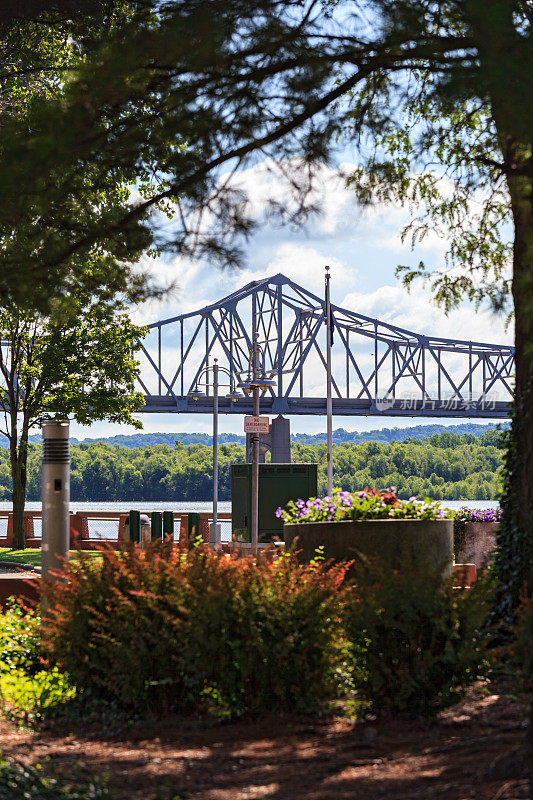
[0,679,531,800]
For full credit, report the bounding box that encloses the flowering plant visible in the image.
[453,506,502,535]
[276,487,451,524]
[454,507,502,524]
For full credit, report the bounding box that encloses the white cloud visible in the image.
[341,283,512,345]
[134,159,477,326]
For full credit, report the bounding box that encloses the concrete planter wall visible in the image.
[283,518,454,575]
[455,522,499,570]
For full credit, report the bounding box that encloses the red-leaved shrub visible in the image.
[42,544,347,716]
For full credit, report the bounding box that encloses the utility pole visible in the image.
[210,359,221,545]
[325,266,333,496]
[251,335,260,551]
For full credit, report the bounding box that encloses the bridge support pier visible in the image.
[246,415,291,463]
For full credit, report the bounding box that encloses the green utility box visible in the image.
[231,463,317,543]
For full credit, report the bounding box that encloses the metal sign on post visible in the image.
[244,415,269,433]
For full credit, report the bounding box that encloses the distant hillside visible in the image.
[20,431,245,448]
[292,422,507,445]
[16,420,506,449]
[74,432,245,447]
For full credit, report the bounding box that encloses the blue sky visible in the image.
[70,159,513,441]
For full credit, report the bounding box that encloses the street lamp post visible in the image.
[251,339,260,551]
[238,334,276,552]
[189,359,241,546]
[325,265,333,496]
[212,359,219,531]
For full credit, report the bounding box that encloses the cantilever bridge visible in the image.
[136,273,514,418]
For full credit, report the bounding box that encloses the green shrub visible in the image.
[42,544,347,716]
[0,668,76,725]
[0,600,76,725]
[0,757,111,799]
[0,600,41,676]
[343,559,490,717]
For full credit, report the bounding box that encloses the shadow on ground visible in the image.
[0,681,530,800]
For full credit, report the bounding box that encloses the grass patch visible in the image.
[0,549,102,567]
[0,549,41,567]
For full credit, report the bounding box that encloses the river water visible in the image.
[0,500,499,513]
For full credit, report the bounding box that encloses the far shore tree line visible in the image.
[1,430,503,504]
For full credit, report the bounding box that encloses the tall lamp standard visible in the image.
[237,334,276,551]
[325,265,334,496]
[189,359,242,545]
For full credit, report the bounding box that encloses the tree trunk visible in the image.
[507,172,533,758]
[493,168,533,621]
[10,434,29,551]
[11,463,27,550]
[466,0,533,617]
[512,182,533,598]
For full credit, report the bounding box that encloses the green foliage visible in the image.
[42,544,347,717]
[293,433,504,500]
[0,299,146,548]
[1,0,528,313]
[347,75,512,314]
[0,303,145,431]
[343,561,491,717]
[11,422,500,450]
[0,668,76,726]
[0,600,41,676]
[6,431,503,503]
[278,487,450,525]
[0,3,160,310]
[0,601,75,726]
[0,757,111,800]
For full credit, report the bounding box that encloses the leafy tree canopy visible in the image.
[0,295,145,547]
[2,0,529,310]
[0,1,167,311]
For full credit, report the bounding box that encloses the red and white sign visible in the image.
[244,415,270,433]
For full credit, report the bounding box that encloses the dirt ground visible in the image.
[0,679,531,800]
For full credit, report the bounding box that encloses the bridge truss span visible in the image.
[137,273,514,418]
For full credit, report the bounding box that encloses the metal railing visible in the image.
[0,510,233,549]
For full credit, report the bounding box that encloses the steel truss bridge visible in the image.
[137,273,514,418]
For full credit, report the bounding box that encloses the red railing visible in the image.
[0,510,233,549]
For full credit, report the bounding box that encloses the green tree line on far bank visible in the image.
[2,429,504,503]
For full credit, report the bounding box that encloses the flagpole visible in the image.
[325,265,333,496]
